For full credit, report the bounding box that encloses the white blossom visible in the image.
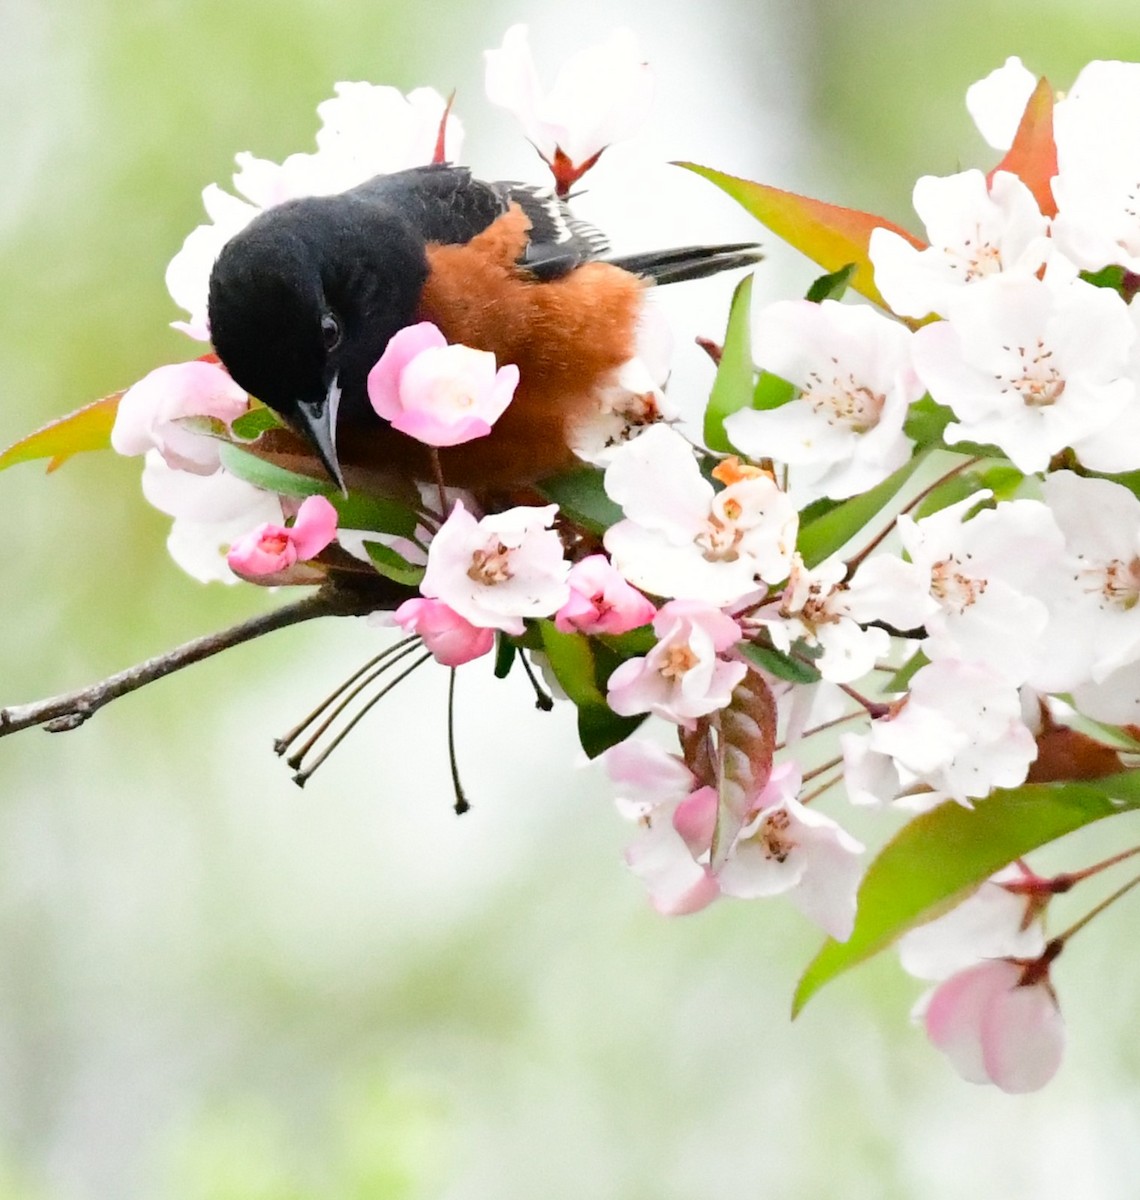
[869,170,1051,320]
[604,424,797,607]
[419,501,570,635]
[911,272,1136,473]
[724,299,920,505]
[1052,60,1140,272]
[965,57,1037,151]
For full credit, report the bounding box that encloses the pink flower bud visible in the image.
[367,322,519,447]
[554,554,656,635]
[226,494,338,577]
[393,598,495,667]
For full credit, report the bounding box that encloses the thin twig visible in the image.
[0,582,404,739]
[844,455,983,576]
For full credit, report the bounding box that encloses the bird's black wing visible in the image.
[495,183,611,280]
[343,165,609,281]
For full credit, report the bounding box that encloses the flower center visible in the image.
[946,228,1003,281]
[694,514,743,562]
[999,338,1066,407]
[1091,556,1140,610]
[259,532,289,556]
[758,808,795,863]
[931,558,987,613]
[660,644,699,680]
[468,540,513,585]
[802,369,885,433]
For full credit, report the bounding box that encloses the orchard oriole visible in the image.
[206,163,758,494]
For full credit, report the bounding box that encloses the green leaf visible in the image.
[903,395,953,449]
[882,649,928,694]
[217,443,419,537]
[538,622,645,757]
[537,467,623,535]
[1048,700,1140,754]
[678,162,926,310]
[797,450,929,567]
[231,405,283,440]
[362,541,425,588]
[792,771,1140,1016]
[740,641,822,685]
[1082,265,1127,292]
[752,370,797,412]
[913,462,1023,520]
[805,262,857,303]
[597,626,656,658]
[704,273,756,453]
[218,442,329,496]
[493,635,517,680]
[0,392,121,473]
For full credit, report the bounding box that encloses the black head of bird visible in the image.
[207,193,430,490]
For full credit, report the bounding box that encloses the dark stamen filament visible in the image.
[274,636,419,757]
[292,650,433,786]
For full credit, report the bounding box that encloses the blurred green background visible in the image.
[3,0,1140,1196]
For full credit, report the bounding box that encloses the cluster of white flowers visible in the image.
[96,38,1140,1096]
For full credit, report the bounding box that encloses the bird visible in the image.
[206,162,760,497]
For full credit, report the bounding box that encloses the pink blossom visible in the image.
[367,323,519,446]
[419,501,570,635]
[924,958,1064,1093]
[484,25,652,191]
[715,762,865,940]
[393,598,495,667]
[226,495,338,577]
[606,600,746,729]
[111,360,248,473]
[603,738,696,821]
[554,555,656,635]
[624,786,721,916]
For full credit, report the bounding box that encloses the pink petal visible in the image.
[981,979,1065,1093]
[389,410,494,447]
[672,786,717,856]
[394,597,495,666]
[227,524,296,576]
[367,322,448,421]
[925,959,1021,1084]
[289,495,339,560]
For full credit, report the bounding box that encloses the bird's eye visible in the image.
[321,312,342,351]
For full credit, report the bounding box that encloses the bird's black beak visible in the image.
[293,374,347,495]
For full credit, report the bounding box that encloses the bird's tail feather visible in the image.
[604,242,762,285]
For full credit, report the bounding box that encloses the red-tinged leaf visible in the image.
[0,353,223,475]
[989,76,1057,218]
[678,162,926,310]
[710,667,778,869]
[0,392,122,474]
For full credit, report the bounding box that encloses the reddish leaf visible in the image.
[989,76,1057,217]
[679,162,926,310]
[710,666,778,869]
[0,353,222,475]
[0,392,123,474]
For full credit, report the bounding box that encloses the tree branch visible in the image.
[0,581,405,738]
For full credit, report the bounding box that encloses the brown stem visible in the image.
[0,581,405,738]
[843,454,983,576]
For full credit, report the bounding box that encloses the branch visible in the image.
[0,580,406,738]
